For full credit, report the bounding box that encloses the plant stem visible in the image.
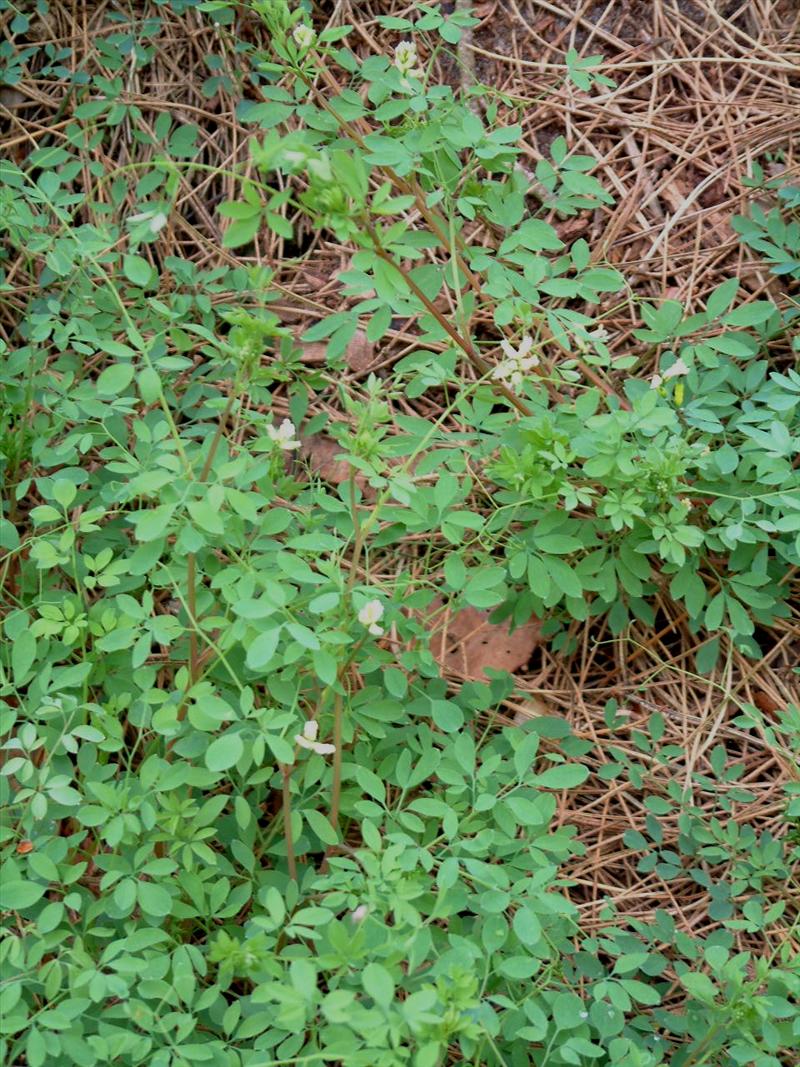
[199,392,236,482]
[365,225,535,416]
[185,391,237,692]
[328,691,344,834]
[322,477,362,855]
[282,764,298,882]
[345,474,363,594]
[187,553,198,685]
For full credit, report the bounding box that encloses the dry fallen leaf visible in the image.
[300,434,357,486]
[300,330,376,374]
[753,691,783,715]
[301,341,328,363]
[345,329,376,374]
[511,695,552,724]
[428,599,541,680]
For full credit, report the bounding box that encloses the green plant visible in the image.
[1,3,799,1067]
[734,165,800,282]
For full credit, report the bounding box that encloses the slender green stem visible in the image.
[199,392,236,482]
[328,691,344,835]
[186,553,198,687]
[176,390,238,729]
[186,391,237,684]
[282,764,298,882]
[323,476,363,855]
[345,474,363,594]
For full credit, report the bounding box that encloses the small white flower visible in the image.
[129,209,168,234]
[394,40,423,78]
[358,598,384,636]
[575,326,610,354]
[294,719,336,756]
[292,23,315,50]
[662,356,689,379]
[351,904,369,923]
[493,333,539,390]
[580,1011,589,1020]
[148,211,168,234]
[267,418,300,450]
[650,357,689,390]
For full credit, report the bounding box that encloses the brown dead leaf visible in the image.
[300,342,327,363]
[300,329,375,373]
[300,434,356,486]
[345,329,376,374]
[753,691,783,715]
[428,599,541,680]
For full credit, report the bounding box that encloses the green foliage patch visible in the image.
[1,2,799,1066]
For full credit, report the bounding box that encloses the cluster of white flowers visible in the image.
[393,40,423,78]
[294,719,336,756]
[650,357,689,390]
[267,418,300,450]
[292,23,315,50]
[491,334,539,389]
[358,598,384,636]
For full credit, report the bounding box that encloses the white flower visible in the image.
[294,719,336,756]
[650,357,689,390]
[580,1011,589,1020]
[492,333,539,390]
[394,40,423,78]
[358,598,384,636]
[663,356,689,379]
[575,326,610,354]
[129,209,168,234]
[282,149,307,168]
[267,418,300,450]
[351,904,369,923]
[292,23,315,50]
[499,334,535,364]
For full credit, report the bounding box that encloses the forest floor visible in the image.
[5,0,800,996]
